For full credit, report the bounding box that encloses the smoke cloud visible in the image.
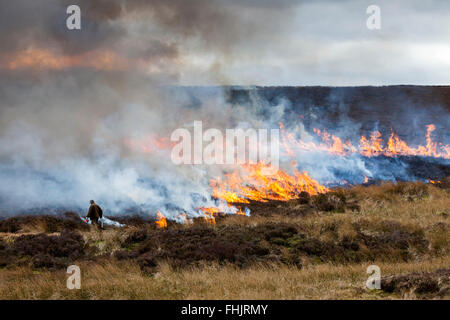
[0,1,448,218]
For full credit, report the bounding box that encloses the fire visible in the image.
[200,207,217,225]
[360,131,384,157]
[3,47,128,71]
[281,123,449,159]
[210,162,328,203]
[155,211,167,228]
[140,122,448,226]
[361,125,449,158]
[313,128,357,155]
[280,123,357,156]
[386,132,417,156]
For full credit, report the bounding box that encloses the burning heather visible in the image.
[154,211,168,228]
[0,86,448,225]
[122,115,448,224]
[210,162,328,203]
[282,123,449,159]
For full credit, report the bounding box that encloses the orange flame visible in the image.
[199,207,217,225]
[2,47,128,71]
[313,128,357,155]
[363,125,449,158]
[155,211,167,228]
[360,131,384,157]
[210,161,328,203]
[281,123,449,159]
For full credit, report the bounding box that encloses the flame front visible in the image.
[126,122,448,225]
[210,162,328,203]
[282,123,449,159]
[200,207,217,225]
[155,211,167,228]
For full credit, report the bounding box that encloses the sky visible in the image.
[0,0,449,86]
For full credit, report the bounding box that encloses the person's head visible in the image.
[90,200,95,205]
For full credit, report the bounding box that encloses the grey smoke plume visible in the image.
[0,76,449,218]
[0,72,287,218]
[0,1,449,219]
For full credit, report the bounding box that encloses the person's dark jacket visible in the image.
[87,204,103,220]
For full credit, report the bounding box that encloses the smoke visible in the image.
[0,71,287,218]
[0,78,449,217]
[0,0,299,85]
[0,1,449,218]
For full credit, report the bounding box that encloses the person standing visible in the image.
[86,200,103,229]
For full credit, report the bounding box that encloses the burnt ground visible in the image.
[362,156,450,182]
[178,86,450,142]
[316,155,450,186]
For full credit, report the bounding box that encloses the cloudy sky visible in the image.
[0,0,449,86]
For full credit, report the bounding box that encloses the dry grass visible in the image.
[0,257,448,300]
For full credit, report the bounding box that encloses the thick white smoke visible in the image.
[2,74,449,219]
[0,77,289,218]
